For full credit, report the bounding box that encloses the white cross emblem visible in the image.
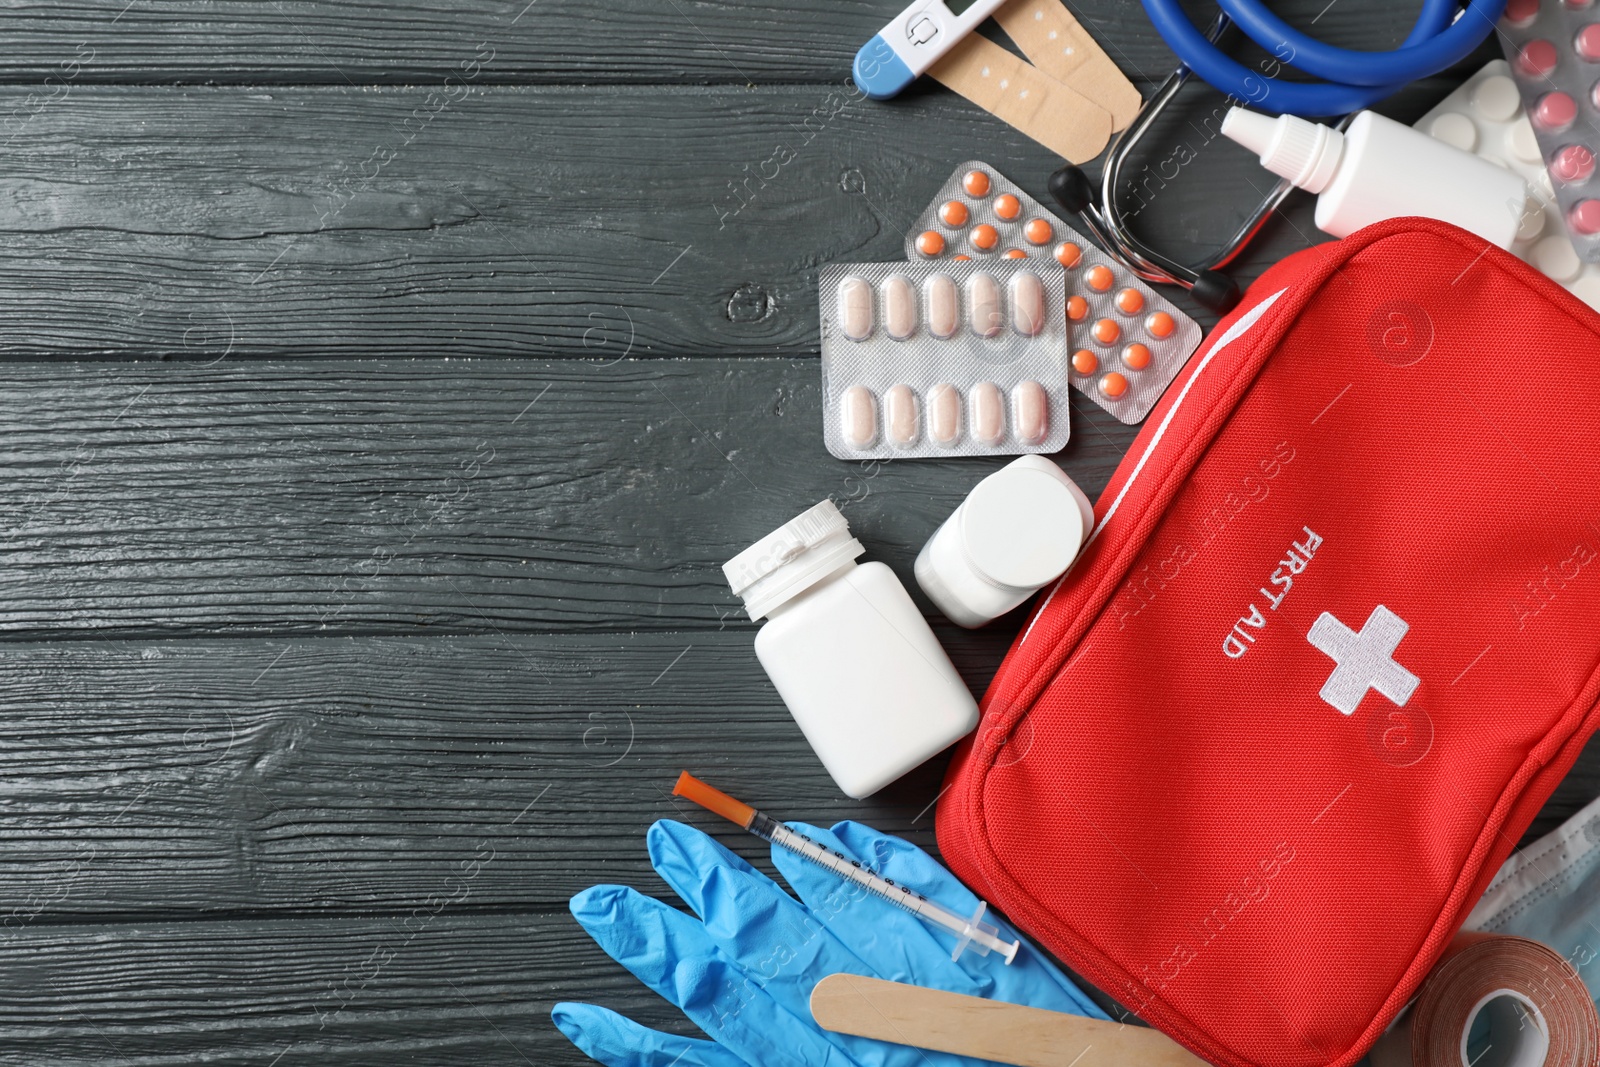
[1306,605,1419,716]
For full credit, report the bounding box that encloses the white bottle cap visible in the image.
[723,499,865,621]
[915,456,1091,627]
[1221,107,1345,195]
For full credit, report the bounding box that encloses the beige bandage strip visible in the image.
[928,33,1111,163]
[994,0,1142,131]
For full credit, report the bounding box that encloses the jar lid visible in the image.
[723,499,865,620]
[959,459,1085,590]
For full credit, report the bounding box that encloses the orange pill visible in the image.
[1122,343,1152,370]
[952,254,971,261]
[1100,372,1130,399]
[994,194,1021,220]
[1066,295,1089,321]
[1146,311,1176,338]
[1115,288,1145,314]
[939,200,970,227]
[1071,349,1099,375]
[1024,218,1053,245]
[916,230,945,257]
[963,170,991,197]
[1054,242,1082,268]
[1002,248,1027,259]
[1085,264,1114,292]
[970,224,999,251]
[1091,318,1120,345]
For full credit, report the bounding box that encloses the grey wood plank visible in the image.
[0,80,1460,360]
[0,358,1135,638]
[0,1,1467,86]
[0,624,1586,918]
[0,629,1009,917]
[0,912,649,1066]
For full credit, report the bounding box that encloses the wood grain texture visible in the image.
[0,629,1008,918]
[0,1,1471,86]
[0,912,665,1066]
[0,358,1135,638]
[0,79,1466,360]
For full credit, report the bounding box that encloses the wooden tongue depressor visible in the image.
[811,973,1209,1067]
[992,0,1142,132]
[929,33,1112,164]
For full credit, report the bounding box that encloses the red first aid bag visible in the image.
[936,218,1600,1067]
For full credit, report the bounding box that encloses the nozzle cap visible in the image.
[1222,107,1345,195]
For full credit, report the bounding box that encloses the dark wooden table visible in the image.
[0,2,1591,1063]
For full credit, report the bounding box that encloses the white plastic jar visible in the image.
[915,455,1093,628]
[723,500,978,799]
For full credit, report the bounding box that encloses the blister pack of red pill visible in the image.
[1501,0,1600,258]
[818,260,1071,460]
[906,162,1202,424]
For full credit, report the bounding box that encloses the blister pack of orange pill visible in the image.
[907,162,1202,425]
[818,259,1071,460]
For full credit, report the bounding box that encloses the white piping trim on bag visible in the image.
[1017,288,1290,650]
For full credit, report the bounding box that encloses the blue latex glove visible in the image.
[552,818,1108,1067]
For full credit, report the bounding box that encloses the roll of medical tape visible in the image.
[1403,934,1598,1067]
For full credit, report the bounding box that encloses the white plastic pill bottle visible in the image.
[915,455,1094,628]
[723,500,979,799]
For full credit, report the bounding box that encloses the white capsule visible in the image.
[837,276,873,341]
[840,384,878,448]
[881,274,917,341]
[885,384,920,448]
[1012,380,1049,445]
[1009,271,1046,337]
[967,273,1004,338]
[925,274,959,339]
[970,381,1005,445]
[927,383,961,447]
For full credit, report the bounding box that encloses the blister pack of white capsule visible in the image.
[819,260,1070,460]
[1414,59,1600,307]
[905,161,1203,424]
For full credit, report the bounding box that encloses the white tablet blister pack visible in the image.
[819,259,1070,460]
[1414,59,1600,308]
[905,161,1202,425]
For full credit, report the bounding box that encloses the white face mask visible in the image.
[1464,792,1600,1005]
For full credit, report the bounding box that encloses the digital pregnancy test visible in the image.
[852,0,1010,100]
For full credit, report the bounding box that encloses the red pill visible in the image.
[1504,0,1540,22]
[1071,349,1099,375]
[1054,241,1082,268]
[1115,287,1145,314]
[1091,318,1120,345]
[1579,24,1600,60]
[1024,218,1053,245]
[916,230,945,257]
[1001,248,1027,259]
[1122,343,1152,370]
[994,194,1022,220]
[1084,264,1114,292]
[970,224,999,251]
[963,170,991,197]
[1535,92,1579,132]
[1099,372,1129,399]
[1553,144,1596,184]
[1066,295,1089,321]
[1519,40,1560,78]
[939,200,969,227]
[1570,198,1600,234]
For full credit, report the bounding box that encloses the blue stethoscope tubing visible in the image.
[1138,0,1508,116]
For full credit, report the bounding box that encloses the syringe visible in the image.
[672,771,1020,964]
